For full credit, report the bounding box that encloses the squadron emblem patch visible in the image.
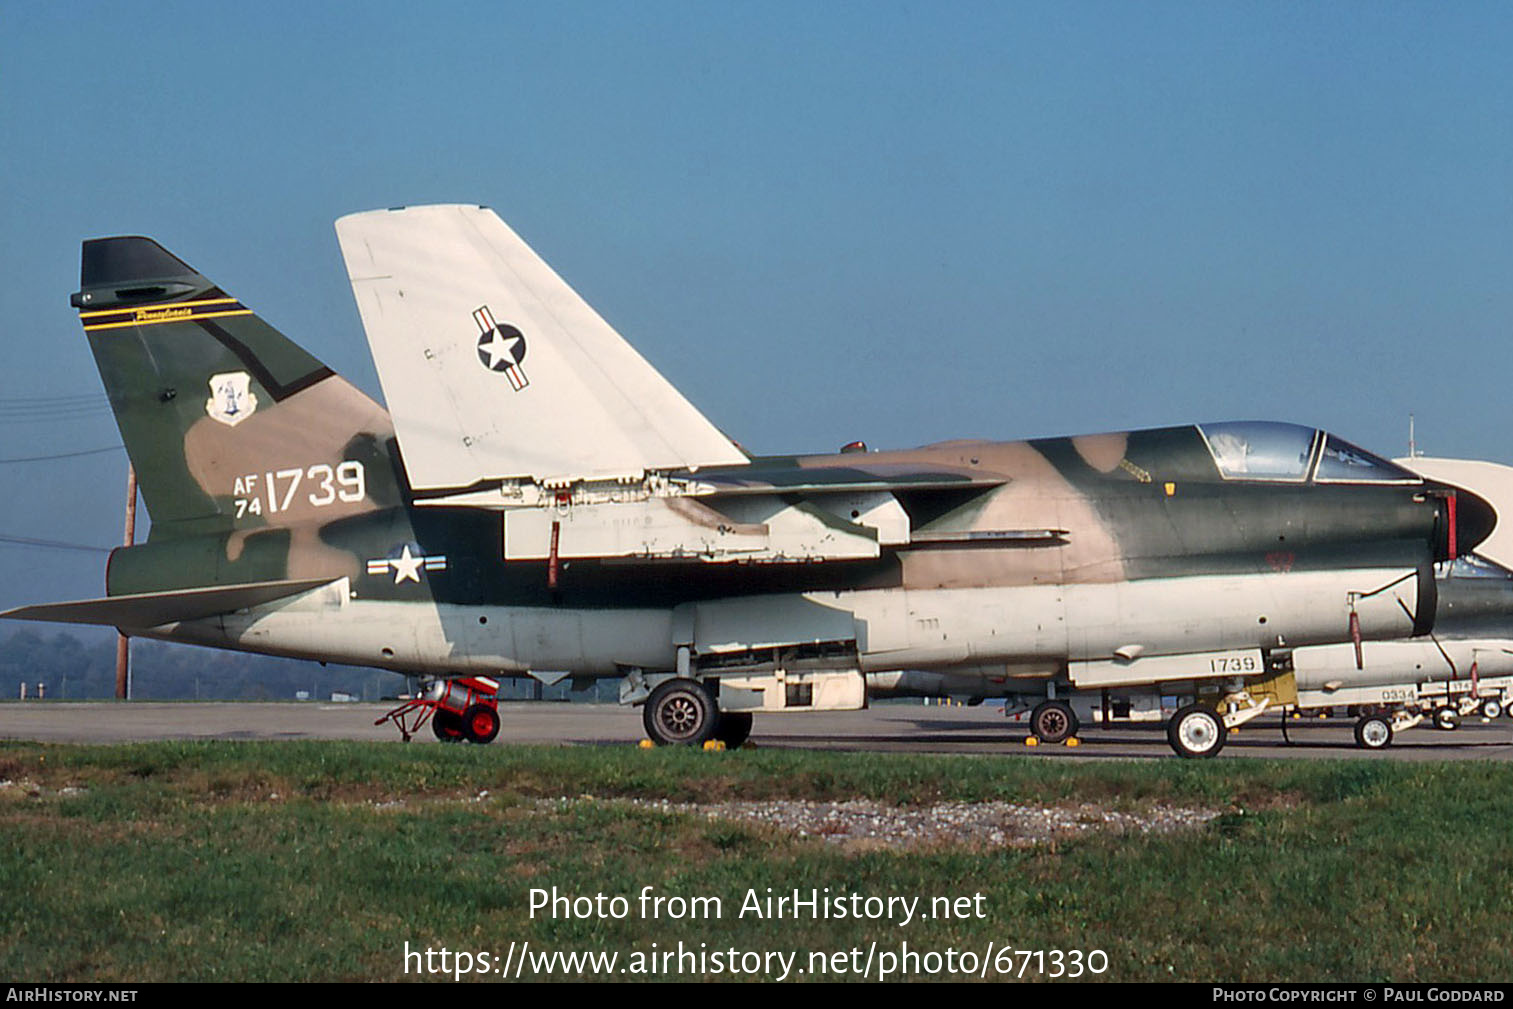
[473,305,529,391]
[205,371,258,426]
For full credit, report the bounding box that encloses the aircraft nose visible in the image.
[1451,486,1496,559]
[1395,458,1513,570]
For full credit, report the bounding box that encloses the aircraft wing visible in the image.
[0,578,336,631]
[335,205,748,489]
[693,460,1006,496]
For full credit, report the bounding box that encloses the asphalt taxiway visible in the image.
[1,701,1511,759]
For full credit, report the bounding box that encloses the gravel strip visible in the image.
[541,796,1222,850]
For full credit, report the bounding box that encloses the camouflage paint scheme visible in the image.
[2,230,1497,712]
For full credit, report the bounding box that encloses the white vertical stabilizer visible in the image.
[335,204,746,488]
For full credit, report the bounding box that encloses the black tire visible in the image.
[714,711,753,749]
[1480,698,1503,720]
[1029,700,1078,743]
[432,709,466,743]
[1434,705,1460,731]
[1167,704,1226,759]
[1353,714,1394,750]
[462,704,500,745]
[643,680,717,746]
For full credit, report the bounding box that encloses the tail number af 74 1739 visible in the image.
[232,462,366,518]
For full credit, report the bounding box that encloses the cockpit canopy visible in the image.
[1197,421,1419,484]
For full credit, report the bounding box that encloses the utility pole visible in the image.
[115,464,137,700]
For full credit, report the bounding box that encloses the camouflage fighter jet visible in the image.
[1278,458,1513,747]
[904,547,1513,752]
[1,205,1496,757]
[889,458,1513,752]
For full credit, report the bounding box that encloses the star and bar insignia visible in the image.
[473,305,529,391]
[365,544,447,585]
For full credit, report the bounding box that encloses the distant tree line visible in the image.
[0,628,615,703]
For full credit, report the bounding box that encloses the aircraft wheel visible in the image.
[432,709,466,743]
[1481,698,1503,720]
[463,704,500,745]
[1434,706,1460,731]
[1029,700,1078,743]
[643,680,717,746]
[714,711,753,749]
[1353,714,1394,750]
[1167,704,1226,759]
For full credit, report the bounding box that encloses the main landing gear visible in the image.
[376,676,501,744]
[1018,697,1236,757]
[641,679,753,748]
[1028,700,1078,744]
[1167,704,1227,759]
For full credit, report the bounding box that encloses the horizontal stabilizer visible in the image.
[335,204,748,487]
[0,578,336,631]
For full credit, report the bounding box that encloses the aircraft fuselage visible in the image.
[122,423,1476,687]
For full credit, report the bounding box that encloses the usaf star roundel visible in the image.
[472,305,529,391]
[365,543,448,585]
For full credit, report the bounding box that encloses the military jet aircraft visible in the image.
[1,205,1495,757]
[1281,458,1513,747]
[911,459,1513,752]
[899,547,1513,752]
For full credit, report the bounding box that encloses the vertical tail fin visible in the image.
[335,205,748,489]
[73,236,398,541]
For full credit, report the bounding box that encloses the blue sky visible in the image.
[2,1,1513,609]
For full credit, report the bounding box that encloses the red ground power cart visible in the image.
[375,675,501,744]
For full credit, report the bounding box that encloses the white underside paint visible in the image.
[842,567,1419,670]
[1291,637,1513,692]
[148,566,1424,693]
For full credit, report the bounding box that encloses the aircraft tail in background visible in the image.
[335,204,748,490]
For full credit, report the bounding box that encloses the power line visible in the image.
[0,396,108,406]
[0,393,113,422]
[0,409,115,423]
[0,534,112,554]
[0,445,123,463]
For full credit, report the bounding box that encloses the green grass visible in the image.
[1,741,1510,981]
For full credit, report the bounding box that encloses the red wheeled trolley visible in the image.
[375,675,501,744]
